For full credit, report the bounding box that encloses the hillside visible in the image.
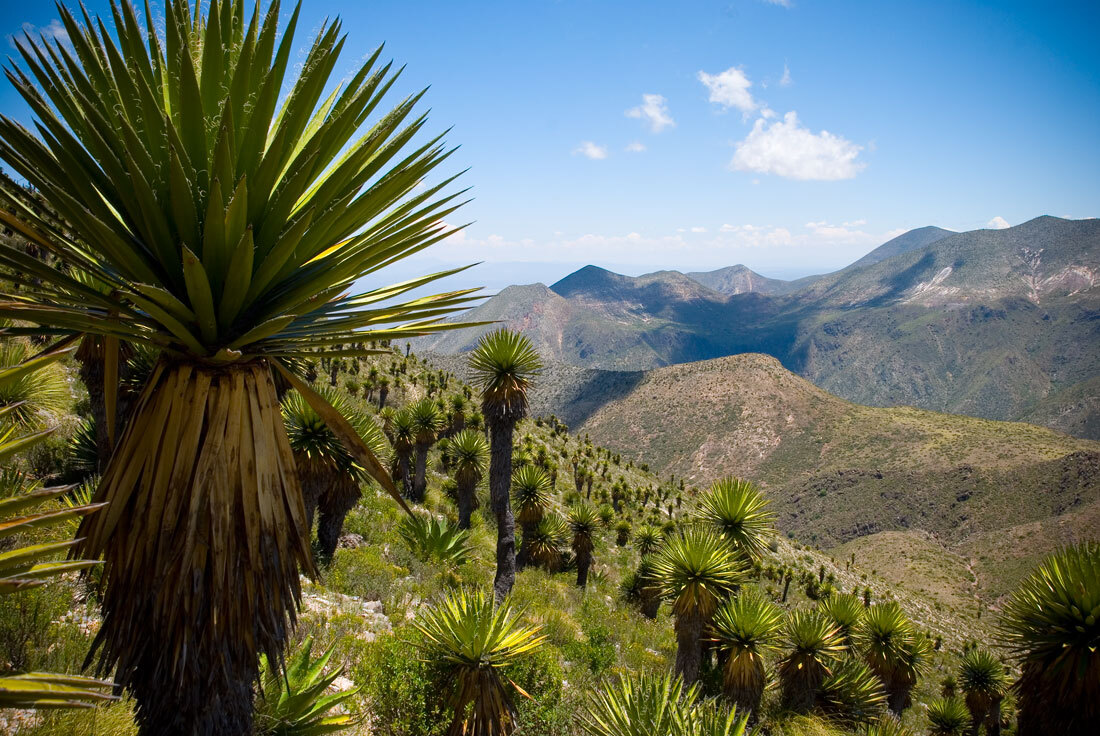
[684,264,796,295]
[539,353,1100,604]
[417,217,1100,438]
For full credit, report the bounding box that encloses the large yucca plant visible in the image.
[998,542,1099,736]
[450,427,488,529]
[652,527,747,684]
[390,407,418,496]
[817,656,887,725]
[580,671,696,736]
[778,609,844,712]
[957,649,1006,736]
[409,396,443,502]
[469,329,542,601]
[818,593,865,651]
[857,602,928,717]
[708,590,783,716]
[694,477,775,561]
[634,524,663,557]
[512,464,552,569]
[0,2,476,731]
[412,587,545,736]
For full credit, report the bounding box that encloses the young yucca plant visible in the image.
[927,696,971,736]
[567,501,601,588]
[579,671,697,736]
[450,428,488,529]
[511,464,552,570]
[409,397,443,502]
[0,338,68,432]
[857,602,927,716]
[412,587,546,736]
[998,542,1100,736]
[634,524,663,556]
[527,513,569,572]
[862,719,916,736]
[694,478,775,561]
[390,408,418,497]
[708,590,784,716]
[818,593,865,651]
[957,649,1006,736]
[398,512,471,568]
[254,637,360,736]
[469,329,542,601]
[778,609,845,712]
[682,699,749,736]
[0,1,477,730]
[622,555,662,619]
[817,656,887,725]
[652,527,747,684]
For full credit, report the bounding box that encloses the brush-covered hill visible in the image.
[530,352,1100,604]
[417,217,1100,438]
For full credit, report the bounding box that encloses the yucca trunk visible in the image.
[74,336,132,472]
[76,361,312,735]
[413,441,430,502]
[488,420,518,602]
[575,545,592,589]
[516,520,535,570]
[881,673,914,716]
[641,590,661,619]
[296,454,336,534]
[378,386,389,410]
[395,449,413,498]
[456,475,477,530]
[723,653,767,717]
[674,609,706,685]
[317,479,361,560]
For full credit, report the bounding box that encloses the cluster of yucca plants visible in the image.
[0,0,478,730]
[581,671,749,736]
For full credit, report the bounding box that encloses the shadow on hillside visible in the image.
[530,367,646,429]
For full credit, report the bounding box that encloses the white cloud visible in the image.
[779,64,792,87]
[986,216,1011,229]
[574,141,608,160]
[698,67,757,115]
[730,111,865,180]
[14,19,70,49]
[842,219,867,227]
[764,0,792,6]
[690,226,707,233]
[625,141,647,153]
[625,93,675,133]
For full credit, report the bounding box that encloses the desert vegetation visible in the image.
[0,2,1095,736]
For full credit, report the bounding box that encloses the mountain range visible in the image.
[416,216,1100,438]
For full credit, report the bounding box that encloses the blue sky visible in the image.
[2,0,1098,291]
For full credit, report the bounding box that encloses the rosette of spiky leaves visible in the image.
[778,609,844,712]
[282,386,372,478]
[708,591,783,714]
[653,528,747,684]
[65,417,100,481]
[409,397,443,501]
[450,428,488,528]
[579,671,697,736]
[817,656,887,724]
[412,588,545,736]
[958,649,1006,731]
[858,602,927,716]
[622,556,662,618]
[469,329,543,425]
[818,593,865,650]
[398,512,470,568]
[0,338,68,432]
[568,501,601,588]
[511,465,552,526]
[528,513,569,572]
[998,542,1100,735]
[694,478,774,561]
[683,699,749,736]
[0,2,478,730]
[634,524,663,556]
[862,718,916,736]
[255,636,360,735]
[927,697,970,736]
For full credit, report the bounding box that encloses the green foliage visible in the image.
[411,587,546,736]
[255,637,360,735]
[778,609,845,711]
[816,656,887,724]
[354,633,448,736]
[694,477,775,560]
[708,591,782,713]
[528,514,570,571]
[926,696,970,735]
[634,524,663,556]
[998,541,1100,734]
[816,593,865,649]
[451,429,489,483]
[283,387,385,476]
[512,465,552,524]
[469,329,543,418]
[579,671,747,736]
[398,513,471,567]
[652,528,746,619]
[857,602,927,713]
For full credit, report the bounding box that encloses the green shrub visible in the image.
[353,631,448,736]
[325,545,405,602]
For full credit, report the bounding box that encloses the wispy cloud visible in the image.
[12,19,70,49]
[625,141,646,153]
[625,93,675,133]
[574,141,609,160]
[698,67,757,116]
[731,111,864,180]
[762,0,792,7]
[779,64,792,87]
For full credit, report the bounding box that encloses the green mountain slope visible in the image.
[553,353,1100,602]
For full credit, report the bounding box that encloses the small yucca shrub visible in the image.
[926,696,970,736]
[398,512,471,567]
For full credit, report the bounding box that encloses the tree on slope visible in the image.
[708,590,783,717]
[511,464,552,570]
[469,329,542,601]
[568,501,601,589]
[958,649,1007,736]
[450,428,488,529]
[0,2,474,731]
